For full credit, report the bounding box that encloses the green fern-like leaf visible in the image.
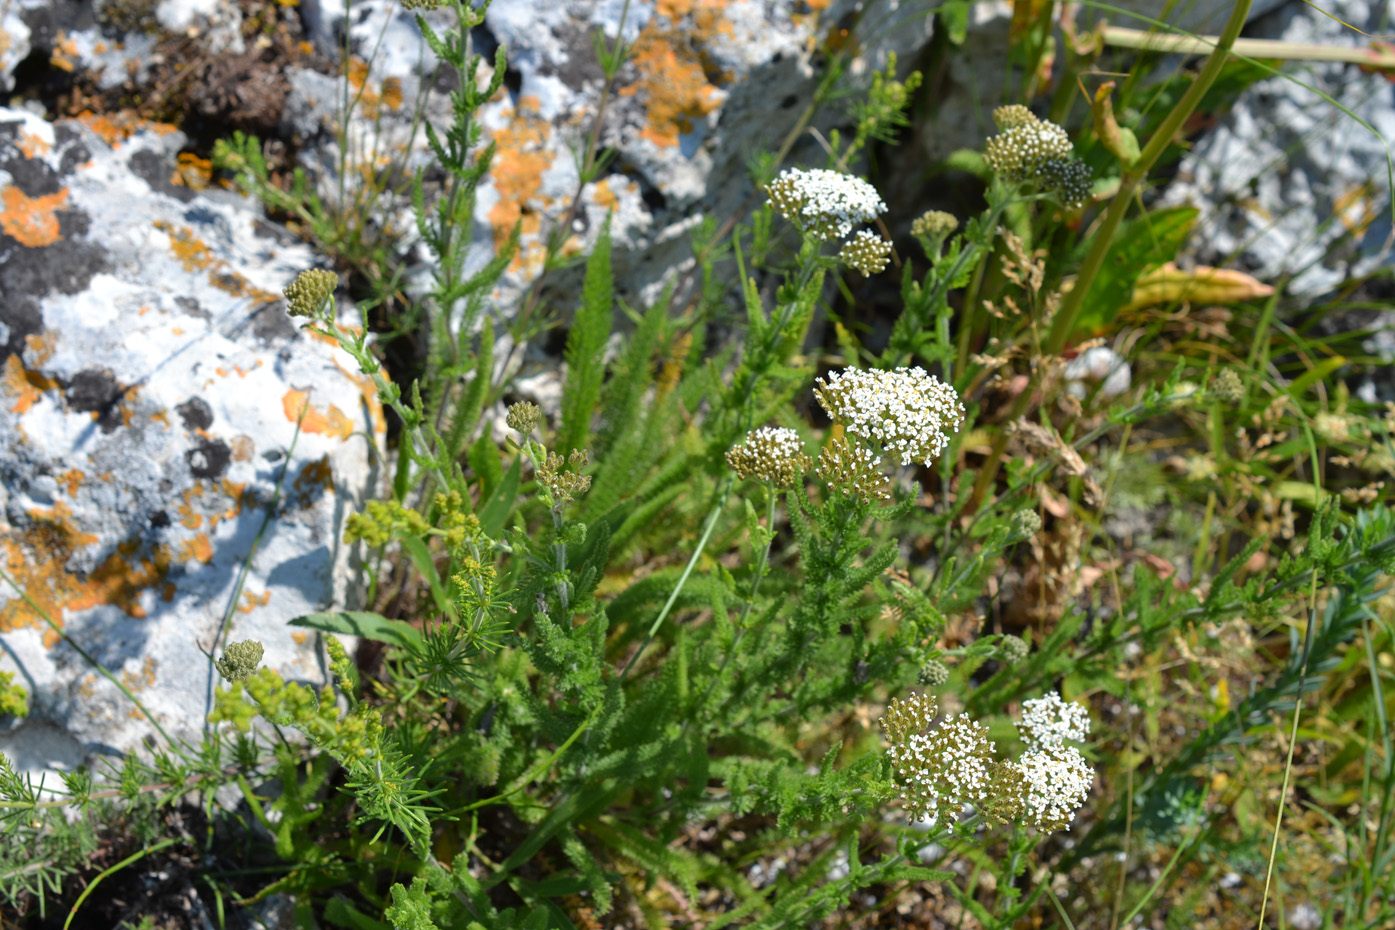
[558,217,614,454]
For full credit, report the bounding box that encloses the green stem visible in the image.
[971,0,1253,511]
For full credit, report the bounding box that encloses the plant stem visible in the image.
[969,0,1254,511]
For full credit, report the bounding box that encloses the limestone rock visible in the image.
[0,106,383,768]
[1160,0,1395,296]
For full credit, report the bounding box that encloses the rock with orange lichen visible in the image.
[0,105,383,773]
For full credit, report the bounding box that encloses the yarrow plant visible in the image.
[763,166,895,278]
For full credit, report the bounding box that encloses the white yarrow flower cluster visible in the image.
[726,426,811,487]
[1008,691,1092,831]
[814,367,965,467]
[1017,691,1091,745]
[765,167,887,241]
[880,689,1093,833]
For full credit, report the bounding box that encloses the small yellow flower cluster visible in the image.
[726,427,811,487]
[0,669,29,718]
[210,666,384,763]
[345,499,431,547]
[283,269,338,319]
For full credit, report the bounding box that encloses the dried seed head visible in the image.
[284,269,338,319]
[814,367,965,467]
[764,167,887,241]
[507,401,543,435]
[726,427,811,487]
[839,229,893,275]
[816,435,891,503]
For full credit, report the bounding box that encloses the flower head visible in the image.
[764,168,887,241]
[284,269,338,319]
[983,109,1091,209]
[839,229,893,276]
[726,427,811,487]
[814,367,965,467]
[1210,369,1244,405]
[911,210,958,239]
[882,699,996,828]
[1010,743,1093,831]
[816,435,891,503]
[1016,691,1091,748]
[506,401,543,436]
[216,640,265,683]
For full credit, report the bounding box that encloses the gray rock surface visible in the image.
[0,105,382,768]
[1160,0,1395,297]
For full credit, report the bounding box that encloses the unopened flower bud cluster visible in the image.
[815,367,965,467]
[726,427,811,487]
[880,689,1093,832]
[911,210,958,240]
[539,449,592,506]
[284,269,338,319]
[764,167,893,276]
[816,435,891,503]
[984,106,1092,209]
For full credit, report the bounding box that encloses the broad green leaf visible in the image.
[1071,206,1196,338]
[479,453,522,538]
[289,611,423,652]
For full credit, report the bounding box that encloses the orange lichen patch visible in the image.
[151,408,170,427]
[18,130,51,158]
[177,533,214,564]
[1,185,70,247]
[172,327,184,336]
[25,332,56,366]
[0,504,171,644]
[332,356,387,438]
[487,97,556,269]
[120,656,157,692]
[170,152,213,190]
[215,361,263,378]
[621,12,726,148]
[49,32,79,72]
[3,355,60,414]
[282,389,355,440]
[237,589,271,614]
[381,76,403,112]
[211,479,247,528]
[153,220,215,272]
[593,177,619,211]
[291,630,308,645]
[291,455,336,509]
[74,111,178,147]
[58,469,84,497]
[230,435,255,462]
